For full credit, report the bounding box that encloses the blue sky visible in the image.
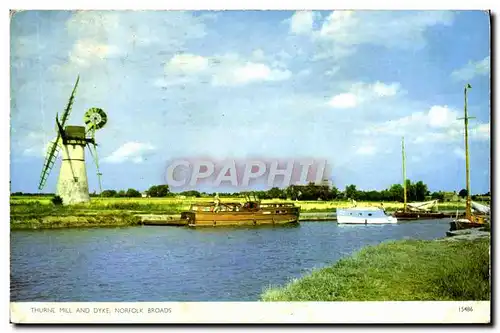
[10,10,491,194]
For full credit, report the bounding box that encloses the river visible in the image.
[10,219,451,302]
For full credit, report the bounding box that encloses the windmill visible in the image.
[38,76,108,205]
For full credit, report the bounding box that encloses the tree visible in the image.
[431,191,445,201]
[414,181,428,201]
[147,185,170,197]
[180,190,201,197]
[405,179,418,202]
[101,190,117,197]
[126,188,141,197]
[117,190,126,197]
[345,184,358,200]
[330,186,339,200]
[459,189,468,198]
[285,185,301,200]
[388,184,404,202]
[268,187,286,199]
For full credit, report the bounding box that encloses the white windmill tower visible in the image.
[38,76,108,205]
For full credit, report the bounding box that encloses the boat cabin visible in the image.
[337,208,388,218]
[181,194,301,227]
[336,207,397,224]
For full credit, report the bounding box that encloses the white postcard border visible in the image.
[5,0,497,330]
[10,301,490,324]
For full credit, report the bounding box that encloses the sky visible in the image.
[10,10,491,194]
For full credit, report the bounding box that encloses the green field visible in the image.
[9,195,473,230]
[261,237,491,301]
[10,195,469,213]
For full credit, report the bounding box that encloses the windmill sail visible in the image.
[37,76,80,190]
[38,139,61,190]
[59,75,80,128]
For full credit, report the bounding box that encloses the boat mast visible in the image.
[402,136,407,212]
[459,84,474,220]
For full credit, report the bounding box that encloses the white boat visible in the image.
[336,207,398,224]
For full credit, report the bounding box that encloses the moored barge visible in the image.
[179,199,300,227]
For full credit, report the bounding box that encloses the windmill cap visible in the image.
[64,125,86,139]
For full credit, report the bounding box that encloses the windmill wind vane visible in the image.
[38,76,108,205]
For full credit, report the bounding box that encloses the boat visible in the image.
[337,207,398,224]
[449,84,490,231]
[392,137,446,220]
[450,201,490,231]
[179,194,300,227]
[393,199,446,219]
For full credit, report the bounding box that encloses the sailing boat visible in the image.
[393,137,446,220]
[449,84,490,231]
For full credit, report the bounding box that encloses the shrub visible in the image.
[51,195,63,206]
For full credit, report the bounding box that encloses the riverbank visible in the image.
[10,212,141,230]
[261,235,490,301]
[10,210,458,230]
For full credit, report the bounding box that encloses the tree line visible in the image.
[90,180,488,203]
[98,185,204,198]
[11,182,490,202]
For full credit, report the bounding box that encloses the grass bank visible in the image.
[261,238,490,301]
[10,212,141,230]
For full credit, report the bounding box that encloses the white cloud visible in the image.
[289,11,317,35]
[157,53,292,88]
[328,81,401,108]
[306,10,454,60]
[165,53,209,74]
[317,10,355,40]
[471,122,490,141]
[69,39,121,67]
[55,11,210,77]
[358,105,490,145]
[372,82,400,97]
[66,11,207,48]
[356,144,377,155]
[318,10,453,47]
[212,62,291,86]
[428,105,458,128]
[451,56,490,82]
[102,142,156,164]
[66,11,120,38]
[328,93,358,108]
